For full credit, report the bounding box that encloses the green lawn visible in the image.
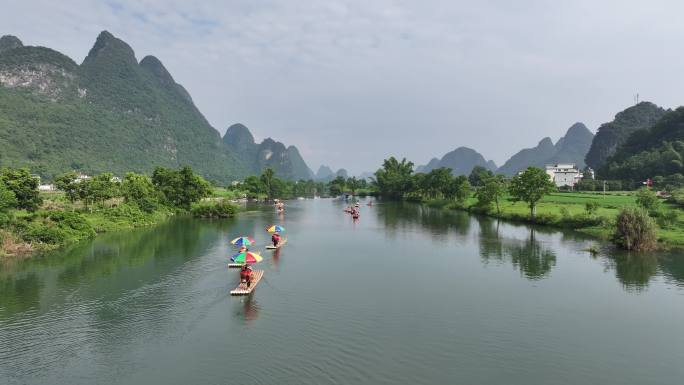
[461,191,684,248]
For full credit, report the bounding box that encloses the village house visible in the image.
[545,163,584,188]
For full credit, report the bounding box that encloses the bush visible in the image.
[14,210,95,245]
[585,201,599,215]
[614,207,658,251]
[635,188,660,213]
[654,209,678,228]
[191,200,238,218]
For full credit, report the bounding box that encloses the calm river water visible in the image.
[1,199,683,385]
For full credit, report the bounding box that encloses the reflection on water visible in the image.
[375,201,471,241]
[601,252,659,292]
[478,218,556,280]
[1,200,684,385]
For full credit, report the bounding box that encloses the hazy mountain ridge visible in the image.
[498,123,593,176]
[0,31,312,182]
[417,147,496,176]
[222,123,313,180]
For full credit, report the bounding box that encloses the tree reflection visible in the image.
[602,251,659,291]
[478,221,557,280]
[375,201,471,241]
[0,273,42,317]
[505,229,557,280]
[0,217,212,318]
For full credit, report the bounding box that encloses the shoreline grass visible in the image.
[425,191,684,249]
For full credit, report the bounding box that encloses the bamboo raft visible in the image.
[265,238,288,250]
[230,270,264,295]
[228,263,243,269]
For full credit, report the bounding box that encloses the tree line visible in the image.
[372,157,555,217]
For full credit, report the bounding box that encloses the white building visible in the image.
[545,163,583,188]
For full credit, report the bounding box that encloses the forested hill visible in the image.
[584,102,668,170]
[599,107,684,181]
[0,32,312,183]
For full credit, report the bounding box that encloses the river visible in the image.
[1,199,683,384]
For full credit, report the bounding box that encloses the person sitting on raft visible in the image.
[240,264,252,288]
[271,232,281,247]
[239,245,248,253]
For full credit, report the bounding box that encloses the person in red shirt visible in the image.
[271,232,281,247]
[240,264,252,288]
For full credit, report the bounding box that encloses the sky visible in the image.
[3,0,684,175]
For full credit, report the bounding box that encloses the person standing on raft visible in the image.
[271,232,281,247]
[240,264,253,288]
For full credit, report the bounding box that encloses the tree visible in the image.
[0,181,17,224]
[468,166,494,187]
[635,187,660,214]
[347,177,361,196]
[89,173,119,208]
[508,167,556,218]
[426,168,452,199]
[178,166,211,208]
[152,166,211,209]
[121,172,157,212]
[329,176,347,196]
[373,157,414,199]
[243,175,264,198]
[445,175,471,205]
[260,168,277,200]
[54,172,80,203]
[476,175,506,214]
[0,168,42,211]
[0,182,17,210]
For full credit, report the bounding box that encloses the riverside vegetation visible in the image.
[0,166,239,257]
[371,157,684,251]
[0,164,374,257]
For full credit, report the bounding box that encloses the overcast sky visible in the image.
[3,0,684,174]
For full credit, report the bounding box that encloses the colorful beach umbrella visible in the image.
[230,251,263,264]
[231,236,256,247]
[267,225,285,233]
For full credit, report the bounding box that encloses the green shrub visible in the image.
[635,187,661,213]
[14,210,95,245]
[191,200,238,218]
[654,209,678,228]
[614,207,658,251]
[584,201,599,215]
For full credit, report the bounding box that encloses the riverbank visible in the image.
[422,191,684,249]
[1,201,175,258]
[1,197,244,258]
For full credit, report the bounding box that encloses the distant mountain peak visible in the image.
[82,30,137,67]
[139,55,174,84]
[223,123,256,147]
[315,165,334,180]
[421,147,495,175]
[0,35,23,53]
[538,137,554,147]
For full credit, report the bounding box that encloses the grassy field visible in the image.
[457,191,684,248]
